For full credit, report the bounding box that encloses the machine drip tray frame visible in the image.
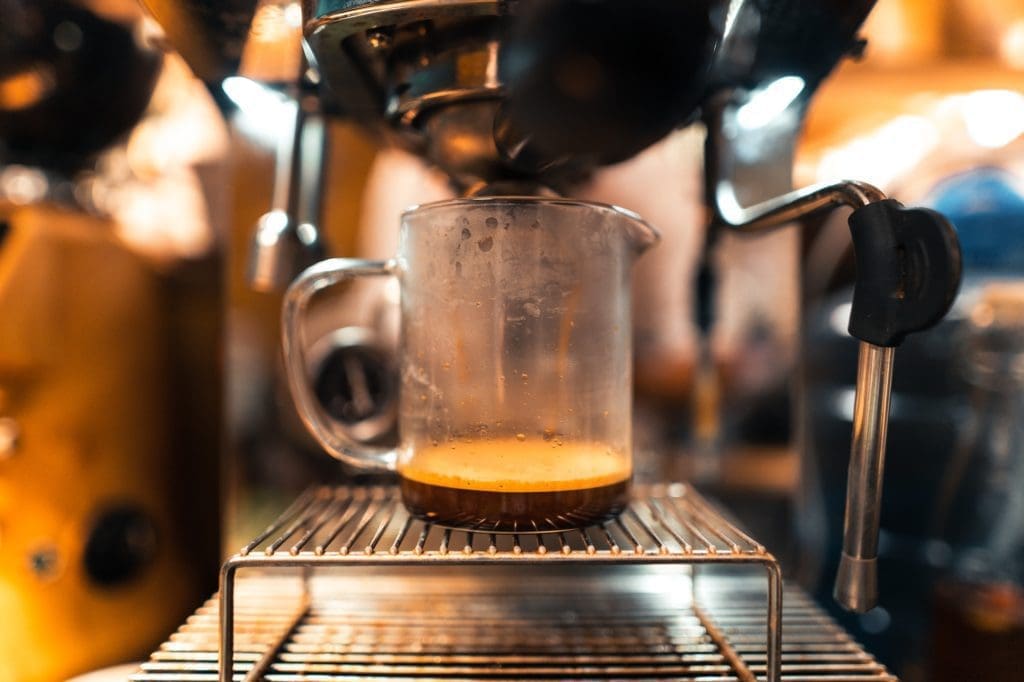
[136,573,896,681]
[212,483,794,681]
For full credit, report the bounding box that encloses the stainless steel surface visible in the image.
[217,484,784,681]
[834,343,894,613]
[305,0,507,186]
[131,572,895,680]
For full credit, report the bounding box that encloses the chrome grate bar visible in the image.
[228,484,773,561]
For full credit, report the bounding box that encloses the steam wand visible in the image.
[712,179,962,613]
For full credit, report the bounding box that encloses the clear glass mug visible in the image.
[282,197,658,529]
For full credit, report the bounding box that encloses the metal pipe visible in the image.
[834,342,894,612]
[766,562,784,682]
[296,108,327,254]
[219,562,237,682]
[713,177,886,234]
[248,97,327,292]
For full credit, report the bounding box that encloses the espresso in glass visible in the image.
[282,197,658,530]
[399,438,631,529]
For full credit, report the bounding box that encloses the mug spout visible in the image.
[610,204,660,255]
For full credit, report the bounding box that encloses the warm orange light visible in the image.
[0,66,55,111]
[239,0,303,82]
[1000,20,1024,69]
[859,0,943,65]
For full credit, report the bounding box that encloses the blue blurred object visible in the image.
[927,167,1024,272]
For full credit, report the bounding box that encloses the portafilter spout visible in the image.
[710,178,961,613]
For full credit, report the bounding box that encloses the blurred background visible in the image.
[1,1,1023,680]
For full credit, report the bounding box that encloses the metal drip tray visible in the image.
[132,572,895,681]
[133,484,894,681]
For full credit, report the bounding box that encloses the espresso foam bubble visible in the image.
[398,438,631,493]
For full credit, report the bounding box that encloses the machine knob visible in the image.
[83,505,158,587]
[848,200,962,347]
[310,328,397,444]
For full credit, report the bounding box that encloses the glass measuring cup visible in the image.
[282,197,658,529]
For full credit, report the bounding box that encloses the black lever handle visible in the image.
[848,199,962,347]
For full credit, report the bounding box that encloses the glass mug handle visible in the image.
[281,258,398,471]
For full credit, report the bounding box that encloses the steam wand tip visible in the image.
[834,552,878,614]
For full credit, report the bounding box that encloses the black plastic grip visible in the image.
[848,199,962,347]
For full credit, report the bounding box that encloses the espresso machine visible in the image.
[121,0,963,679]
[0,3,222,680]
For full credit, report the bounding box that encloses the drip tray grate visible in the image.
[219,484,788,680]
[216,485,784,679]
[131,572,896,681]
[158,484,892,681]
[230,483,774,561]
